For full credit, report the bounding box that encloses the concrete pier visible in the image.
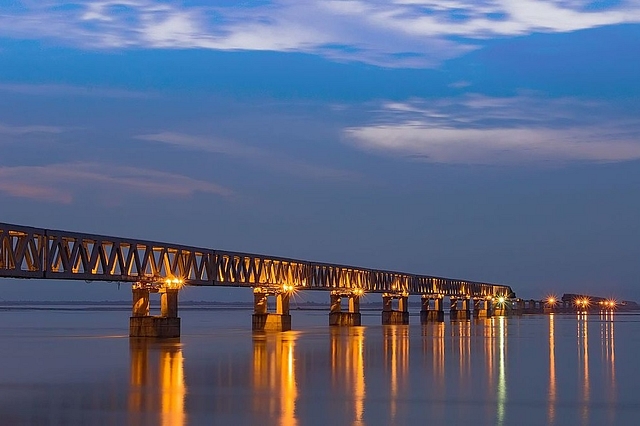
[473,298,493,318]
[514,298,525,316]
[420,295,445,323]
[329,291,362,326]
[130,286,181,338]
[382,293,409,325]
[450,297,471,320]
[252,288,292,332]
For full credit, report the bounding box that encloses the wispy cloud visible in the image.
[0,162,231,203]
[344,95,640,164]
[136,131,358,180]
[0,123,67,135]
[2,1,640,67]
[0,83,153,99]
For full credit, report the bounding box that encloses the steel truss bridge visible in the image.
[0,222,514,298]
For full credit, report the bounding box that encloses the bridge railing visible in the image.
[0,222,514,297]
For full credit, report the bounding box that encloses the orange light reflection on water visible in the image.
[252,332,298,426]
[330,327,366,425]
[548,314,556,425]
[384,325,409,423]
[577,313,589,425]
[129,339,186,426]
[601,311,616,424]
[497,316,507,426]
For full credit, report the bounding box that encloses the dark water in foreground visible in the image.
[0,307,637,425]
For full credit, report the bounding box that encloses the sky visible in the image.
[0,1,639,302]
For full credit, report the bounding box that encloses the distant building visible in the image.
[561,294,639,311]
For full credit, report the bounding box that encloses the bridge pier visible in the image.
[543,300,556,314]
[493,298,511,316]
[450,297,471,320]
[420,295,445,323]
[382,293,409,325]
[252,287,292,332]
[129,285,181,338]
[329,291,362,326]
[473,298,493,318]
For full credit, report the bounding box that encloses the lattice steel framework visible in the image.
[0,222,514,297]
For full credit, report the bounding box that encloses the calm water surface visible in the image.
[0,307,638,425]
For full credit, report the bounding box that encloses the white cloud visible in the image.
[0,162,231,203]
[344,95,640,164]
[2,0,640,67]
[136,131,358,180]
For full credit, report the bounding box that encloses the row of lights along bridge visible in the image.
[128,277,620,338]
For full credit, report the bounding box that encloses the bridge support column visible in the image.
[132,288,150,317]
[450,297,471,320]
[329,291,362,326]
[514,298,525,316]
[129,285,181,338]
[473,298,493,318]
[543,301,556,314]
[382,293,409,325]
[252,288,292,332]
[420,295,444,323]
[161,289,179,318]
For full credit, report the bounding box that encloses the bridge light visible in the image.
[353,288,364,296]
[282,284,295,293]
[546,296,557,305]
[164,277,184,289]
[575,298,590,308]
[497,296,506,304]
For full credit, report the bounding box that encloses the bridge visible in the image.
[1,222,515,337]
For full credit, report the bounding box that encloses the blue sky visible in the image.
[1,1,639,302]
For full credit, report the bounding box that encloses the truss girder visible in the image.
[0,223,514,297]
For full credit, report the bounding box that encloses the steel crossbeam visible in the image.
[0,222,514,297]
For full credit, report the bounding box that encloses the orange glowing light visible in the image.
[575,298,590,308]
[282,284,295,293]
[164,277,184,290]
[547,296,557,305]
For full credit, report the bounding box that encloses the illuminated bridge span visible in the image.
[1,222,515,337]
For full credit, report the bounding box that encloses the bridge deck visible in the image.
[0,222,514,297]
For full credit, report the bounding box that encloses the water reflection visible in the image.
[129,339,186,426]
[451,320,471,383]
[548,314,556,425]
[2,308,636,425]
[422,322,445,387]
[600,312,616,424]
[577,313,590,424]
[383,325,409,422]
[482,318,495,395]
[476,318,496,421]
[252,332,298,426]
[496,317,507,426]
[330,327,366,425]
